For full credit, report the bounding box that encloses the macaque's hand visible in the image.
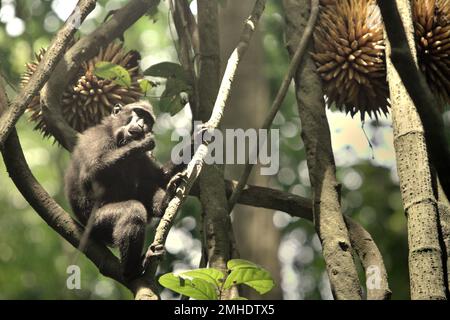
[131,132,155,152]
[166,170,188,194]
[142,244,165,270]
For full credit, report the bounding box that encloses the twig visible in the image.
[170,0,200,118]
[0,0,96,150]
[227,0,319,211]
[135,0,267,300]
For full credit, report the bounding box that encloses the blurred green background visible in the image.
[0,0,413,299]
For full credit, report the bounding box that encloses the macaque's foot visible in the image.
[167,170,188,194]
[142,244,166,270]
[196,123,215,145]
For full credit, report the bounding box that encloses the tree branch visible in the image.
[170,0,200,120]
[0,0,96,150]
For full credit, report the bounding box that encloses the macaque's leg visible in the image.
[152,188,170,218]
[92,200,147,279]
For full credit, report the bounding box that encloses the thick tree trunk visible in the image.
[282,0,362,300]
[384,0,447,300]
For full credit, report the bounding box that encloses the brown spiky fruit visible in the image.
[21,42,143,137]
[413,0,450,108]
[312,0,389,120]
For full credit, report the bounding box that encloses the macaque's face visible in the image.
[111,103,155,147]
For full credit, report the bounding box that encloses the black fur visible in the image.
[65,101,183,279]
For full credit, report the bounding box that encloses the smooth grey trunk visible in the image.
[197,0,237,300]
[282,0,362,300]
[384,0,446,300]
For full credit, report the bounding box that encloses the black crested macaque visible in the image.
[65,101,186,280]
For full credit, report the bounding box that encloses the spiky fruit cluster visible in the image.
[312,0,389,120]
[413,0,450,108]
[21,42,143,136]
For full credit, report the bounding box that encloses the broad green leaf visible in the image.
[223,267,275,295]
[227,259,261,270]
[159,95,187,116]
[161,78,192,98]
[144,62,187,81]
[94,61,131,88]
[159,273,218,300]
[181,268,225,287]
[138,79,153,94]
[232,296,248,300]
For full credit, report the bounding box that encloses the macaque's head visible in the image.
[109,101,156,147]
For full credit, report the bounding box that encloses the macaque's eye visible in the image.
[112,104,123,116]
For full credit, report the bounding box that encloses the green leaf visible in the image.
[223,261,275,295]
[159,95,186,116]
[227,259,261,270]
[144,62,187,81]
[181,268,225,287]
[162,78,191,98]
[138,79,153,94]
[94,61,131,88]
[159,273,218,300]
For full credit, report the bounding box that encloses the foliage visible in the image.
[159,259,274,300]
[144,62,191,115]
[94,62,131,88]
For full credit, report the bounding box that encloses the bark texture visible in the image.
[197,0,236,299]
[282,0,362,299]
[384,0,447,300]
[437,181,450,295]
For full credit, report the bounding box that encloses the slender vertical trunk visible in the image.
[197,0,237,300]
[282,0,362,300]
[384,0,447,300]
